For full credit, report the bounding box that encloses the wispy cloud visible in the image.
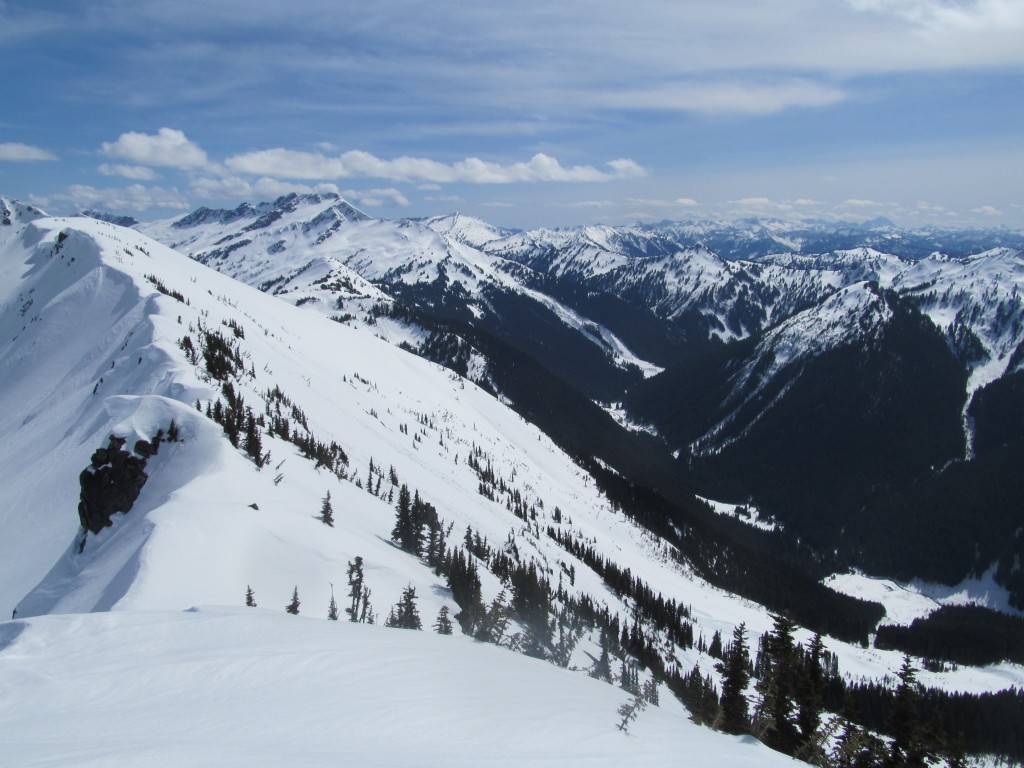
[600,79,845,115]
[99,163,158,180]
[0,142,57,161]
[971,204,1001,216]
[224,148,647,184]
[52,183,190,212]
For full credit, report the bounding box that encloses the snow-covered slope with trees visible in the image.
[3,199,1023,765]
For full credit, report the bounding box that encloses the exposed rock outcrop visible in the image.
[77,433,162,536]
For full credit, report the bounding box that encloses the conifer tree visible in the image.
[286,586,300,615]
[391,484,416,552]
[590,626,613,682]
[887,655,926,768]
[717,622,751,735]
[433,605,454,635]
[328,584,339,621]
[754,614,800,754]
[245,584,256,607]
[346,557,372,623]
[385,584,422,630]
[320,491,334,527]
[796,632,826,754]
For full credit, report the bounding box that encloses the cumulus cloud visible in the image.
[101,128,208,169]
[99,163,158,180]
[224,148,647,184]
[0,142,57,161]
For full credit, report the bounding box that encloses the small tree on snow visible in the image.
[328,584,339,621]
[617,692,648,733]
[434,605,454,635]
[320,491,334,527]
[245,585,256,607]
[385,585,422,630]
[286,586,301,615]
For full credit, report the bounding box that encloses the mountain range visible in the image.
[2,192,1023,765]
[135,192,1024,606]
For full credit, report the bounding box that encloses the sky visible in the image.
[1,0,1023,230]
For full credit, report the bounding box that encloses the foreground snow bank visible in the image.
[0,608,793,768]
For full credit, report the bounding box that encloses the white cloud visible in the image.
[971,204,1001,215]
[99,163,158,181]
[101,128,208,169]
[841,198,888,207]
[55,183,190,213]
[191,175,407,208]
[343,188,410,207]
[600,79,845,115]
[0,142,57,161]
[626,197,700,208]
[565,200,617,208]
[224,148,647,184]
[192,175,340,200]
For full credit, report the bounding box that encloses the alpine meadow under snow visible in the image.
[1,195,1023,766]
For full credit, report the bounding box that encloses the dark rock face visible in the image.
[78,434,159,535]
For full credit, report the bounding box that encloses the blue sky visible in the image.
[1,0,1023,229]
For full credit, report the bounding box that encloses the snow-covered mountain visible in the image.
[132,196,1024,607]
[3,196,1023,764]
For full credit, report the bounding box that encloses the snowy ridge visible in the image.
[141,195,666,378]
[3,201,1023,764]
[0,207,838,766]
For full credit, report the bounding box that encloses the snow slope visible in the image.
[0,608,794,768]
[2,204,1022,764]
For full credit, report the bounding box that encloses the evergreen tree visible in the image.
[886,655,926,768]
[708,629,724,659]
[346,556,372,623]
[286,586,300,615]
[391,484,417,553]
[590,626,613,682]
[474,590,510,644]
[385,585,422,630]
[244,409,263,465]
[327,584,339,621]
[320,491,334,527]
[245,584,256,607]
[754,614,801,755]
[796,633,826,755]
[717,622,751,735]
[433,605,454,635]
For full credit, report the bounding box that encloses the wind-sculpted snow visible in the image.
[0,608,798,768]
